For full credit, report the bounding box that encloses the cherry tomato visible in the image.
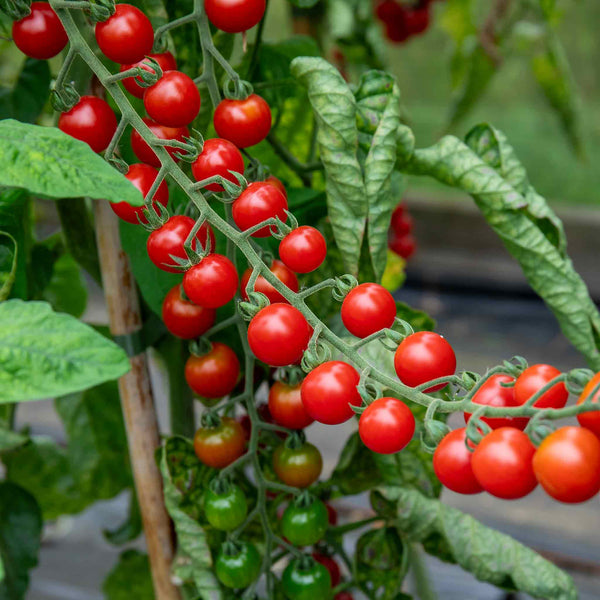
[471,427,537,499]
[94,3,154,64]
[341,283,396,338]
[577,372,600,438]
[144,71,201,128]
[214,94,271,148]
[247,304,312,367]
[185,342,240,399]
[191,138,245,192]
[432,428,482,495]
[465,374,528,431]
[279,226,327,274]
[514,364,568,409]
[282,558,331,600]
[393,331,456,391]
[273,442,322,488]
[130,118,189,168]
[335,593,354,600]
[58,96,117,153]
[120,52,177,99]
[205,0,266,33]
[281,498,328,546]
[390,204,412,235]
[215,542,261,589]
[358,397,415,454]
[269,381,314,430]
[194,416,245,469]
[146,215,214,273]
[266,174,287,199]
[204,483,247,531]
[325,503,337,526]
[388,231,416,260]
[533,426,600,503]
[110,163,169,224]
[161,284,215,339]
[182,254,239,308]
[232,181,288,238]
[312,552,341,588]
[405,6,430,35]
[301,361,361,425]
[12,2,68,60]
[240,259,298,304]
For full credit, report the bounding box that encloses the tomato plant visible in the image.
[280,495,328,546]
[358,397,415,454]
[130,118,190,167]
[12,2,68,59]
[162,284,216,339]
[215,541,261,588]
[185,342,240,399]
[182,254,239,308]
[194,416,246,469]
[204,482,247,531]
[213,94,272,148]
[273,440,323,488]
[433,428,482,495]
[120,52,177,99]
[268,381,314,430]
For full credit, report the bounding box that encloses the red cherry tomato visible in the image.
[471,427,537,500]
[204,0,266,33]
[341,283,396,339]
[405,6,430,35]
[232,181,288,238]
[388,231,416,259]
[194,416,246,469]
[279,226,327,274]
[359,397,414,454]
[465,374,528,431]
[390,204,413,235]
[58,96,117,153]
[311,553,341,588]
[147,215,214,273]
[394,331,456,392]
[272,441,322,488]
[533,426,600,503]
[120,52,177,99]
[576,372,600,438]
[325,503,337,526]
[110,163,169,224]
[514,364,568,410]
[182,254,239,309]
[240,259,298,304]
[131,118,190,168]
[301,361,361,425]
[433,428,482,495]
[144,71,201,128]
[12,2,68,60]
[185,342,240,399]
[162,284,216,339]
[94,3,154,64]
[214,94,271,148]
[266,175,287,199]
[247,304,312,367]
[191,138,245,192]
[268,381,314,430]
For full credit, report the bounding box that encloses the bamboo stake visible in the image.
[94,201,179,600]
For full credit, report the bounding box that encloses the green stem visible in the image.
[409,544,438,600]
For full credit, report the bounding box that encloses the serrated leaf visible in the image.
[103,550,154,600]
[0,58,50,124]
[0,300,130,403]
[0,232,17,301]
[0,120,143,206]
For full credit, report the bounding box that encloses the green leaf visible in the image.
[395,301,435,332]
[0,427,27,453]
[0,58,50,124]
[0,482,42,600]
[103,550,154,600]
[287,0,320,7]
[374,486,577,600]
[0,300,130,403]
[40,252,88,317]
[0,120,143,206]
[0,232,17,301]
[103,489,142,545]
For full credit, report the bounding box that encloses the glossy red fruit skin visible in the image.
[268,381,314,430]
[533,426,600,504]
[58,96,118,153]
[191,138,245,192]
[433,428,483,495]
[471,427,537,500]
[120,52,177,99]
[110,163,169,224]
[341,283,396,338]
[147,215,214,273]
[185,342,240,398]
[514,364,568,409]
[12,2,68,60]
[240,260,298,305]
[214,94,272,148]
[232,182,288,238]
[205,0,266,33]
[95,4,154,64]
[359,397,415,454]
[394,331,456,391]
[266,175,287,199]
[311,553,341,588]
[247,304,312,367]
[182,254,239,309]
[144,71,201,128]
[465,374,528,431]
[279,226,327,274]
[577,372,600,438]
[301,361,362,425]
[131,118,190,168]
[389,231,416,259]
[162,284,216,339]
[194,417,246,469]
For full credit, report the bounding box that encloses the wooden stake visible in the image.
[94,201,179,600]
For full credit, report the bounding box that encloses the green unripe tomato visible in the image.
[204,483,247,531]
[215,542,261,589]
[281,498,328,546]
[282,557,332,600]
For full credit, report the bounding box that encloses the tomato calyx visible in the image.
[200,410,222,430]
[285,429,307,451]
[117,56,164,90]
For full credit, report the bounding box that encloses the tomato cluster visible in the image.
[375,0,435,44]
[388,202,416,260]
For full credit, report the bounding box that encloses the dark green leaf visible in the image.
[0,120,143,206]
[330,432,382,495]
[0,58,51,123]
[287,0,320,7]
[41,252,88,317]
[0,427,27,453]
[103,489,142,545]
[103,550,154,600]
[0,300,130,403]
[395,301,435,332]
[0,232,17,301]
